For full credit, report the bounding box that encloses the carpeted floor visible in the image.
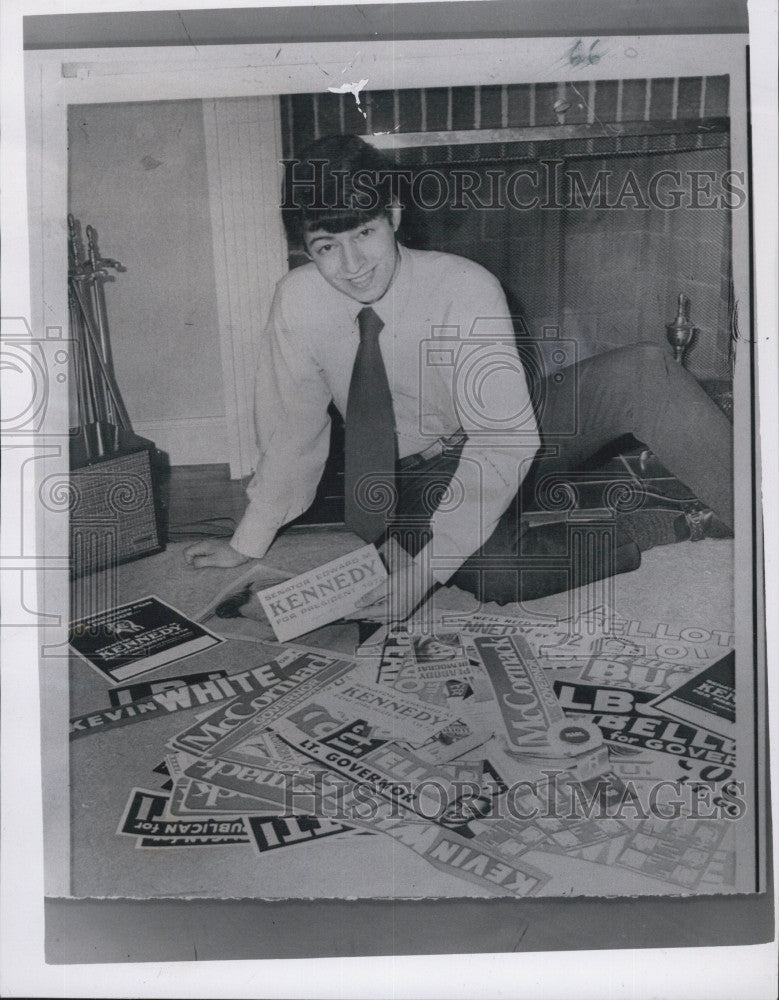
[71,523,735,658]
[66,525,734,900]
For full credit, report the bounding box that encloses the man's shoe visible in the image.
[684,507,733,541]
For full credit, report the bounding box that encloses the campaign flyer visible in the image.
[69,596,224,683]
[108,669,229,706]
[649,651,735,738]
[117,788,249,847]
[256,543,386,642]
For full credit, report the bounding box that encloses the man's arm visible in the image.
[185,281,332,569]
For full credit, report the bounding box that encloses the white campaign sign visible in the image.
[256,544,387,642]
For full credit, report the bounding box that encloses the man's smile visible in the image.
[347,268,377,290]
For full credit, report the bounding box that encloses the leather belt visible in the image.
[397,429,467,470]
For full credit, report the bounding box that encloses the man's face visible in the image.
[304,208,401,304]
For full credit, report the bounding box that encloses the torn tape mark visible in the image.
[328,79,370,119]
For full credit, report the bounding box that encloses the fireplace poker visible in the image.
[69,279,132,432]
[85,224,125,424]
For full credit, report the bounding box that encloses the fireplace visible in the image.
[280,76,734,525]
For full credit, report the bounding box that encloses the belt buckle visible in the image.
[441,429,466,453]
[402,429,465,470]
[419,440,443,463]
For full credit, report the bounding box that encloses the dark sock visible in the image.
[617,510,688,552]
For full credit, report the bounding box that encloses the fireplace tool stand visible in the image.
[68,215,163,577]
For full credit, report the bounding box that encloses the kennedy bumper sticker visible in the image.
[256,543,386,641]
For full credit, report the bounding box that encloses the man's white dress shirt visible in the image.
[231,244,540,582]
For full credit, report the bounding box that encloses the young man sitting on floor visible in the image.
[185,134,733,622]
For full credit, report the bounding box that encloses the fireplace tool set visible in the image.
[67,216,163,576]
[67,214,133,457]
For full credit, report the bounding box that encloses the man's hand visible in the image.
[183,538,251,569]
[350,549,435,623]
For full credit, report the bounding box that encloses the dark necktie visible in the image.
[344,306,397,542]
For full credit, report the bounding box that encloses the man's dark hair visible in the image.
[280,134,400,248]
